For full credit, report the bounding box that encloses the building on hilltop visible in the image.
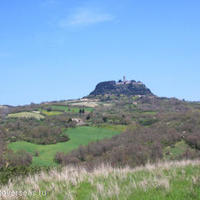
[116,76,133,85]
[123,76,126,82]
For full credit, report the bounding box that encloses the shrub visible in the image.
[5,150,32,167]
[54,124,182,168]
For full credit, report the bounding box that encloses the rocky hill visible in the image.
[89,79,153,96]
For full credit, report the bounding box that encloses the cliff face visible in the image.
[89,80,153,96]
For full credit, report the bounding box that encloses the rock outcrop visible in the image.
[89,79,153,96]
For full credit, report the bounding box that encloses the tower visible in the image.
[123,76,126,82]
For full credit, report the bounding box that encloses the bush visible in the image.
[54,152,65,164]
[0,166,51,185]
[54,123,182,168]
[5,150,32,167]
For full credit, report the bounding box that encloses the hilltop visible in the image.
[1,84,200,169]
[89,77,153,97]
[1,77,200,200]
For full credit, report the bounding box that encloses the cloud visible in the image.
[59,8,115,28]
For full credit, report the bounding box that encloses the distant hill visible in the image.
[89,78,153,97]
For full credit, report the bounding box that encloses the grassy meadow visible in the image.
[39,105,94,116]
[8,126,122,166]
[1,160,200,200]
[41,110,63,116]
[47,105,94,113]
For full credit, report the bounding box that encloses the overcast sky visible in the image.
[0,0,200,105]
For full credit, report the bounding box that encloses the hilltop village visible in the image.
[89,77,153,96]
[116,76,143,85]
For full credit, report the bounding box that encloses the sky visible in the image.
[0,0,200,105]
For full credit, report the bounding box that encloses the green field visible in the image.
[40,105,93,116]
[164,140,193,160]
[49,105,67,112]
[8,126,122,166]
[50,105,93,113]
[41,110,63,116]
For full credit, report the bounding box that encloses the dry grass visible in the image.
[1,159,200,200]
[69,102,99,108]
[0,105,7,109]
[7,112,44,120]
[65,98,113,108]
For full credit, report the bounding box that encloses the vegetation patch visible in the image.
[7,112,44,120]
[8,126,121,166]
[41,110,63,116]
[43,105,94,113]
[1,160,200,200]
[95,124,127,132]
[138,118,158,126]
[69,101,99,108]
[164,140,194,160]
[50,105,67,111]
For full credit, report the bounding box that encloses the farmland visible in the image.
[41,105,94,115]
[7,112,44,120]
[8,126,122,166]
[41,110,63,116]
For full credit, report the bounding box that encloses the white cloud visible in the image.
[59,8,115,28]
